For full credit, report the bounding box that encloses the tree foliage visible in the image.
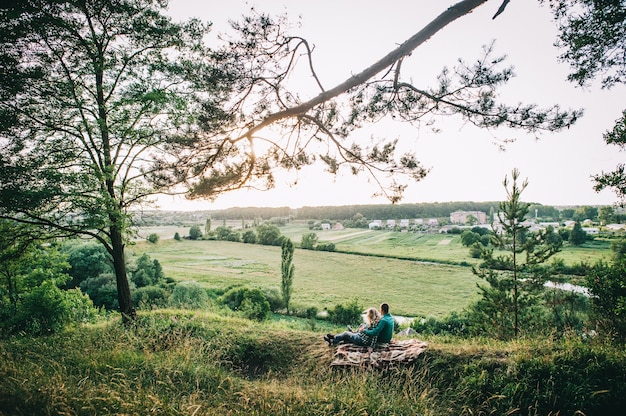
[586,260,626,342]
[543,0,626,202]
[0,0,237,320]
[470,169,562,339]
[281,238,295,314]
[0,0,584,321]
[0,222,97,335]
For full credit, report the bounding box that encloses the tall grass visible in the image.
[1,310,625,415]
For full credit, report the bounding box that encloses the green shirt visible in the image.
[363,313,394,345]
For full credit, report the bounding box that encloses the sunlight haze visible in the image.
[159,0,625,210]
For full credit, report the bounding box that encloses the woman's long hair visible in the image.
[366,307,381,328]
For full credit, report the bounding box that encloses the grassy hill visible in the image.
[2,310,624,415]
[1,226,622,415]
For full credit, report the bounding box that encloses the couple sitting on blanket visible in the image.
[324,303,393,349]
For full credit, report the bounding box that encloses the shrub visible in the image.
[315,243,336,252]
[263,288,285,312]
[294,306,318,319]
[410,311,470,336]
[80,273,119,310]
[189,225,203,240]
[147,233,159,244]
[133,286,169,309]
[327,298,363,325]
[13,283,98,335]
[242,230,257,244]
[469,242,483,258]
[168,281,210,309]
[220,287,272,321]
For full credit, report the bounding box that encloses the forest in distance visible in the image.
[135,200,620,226]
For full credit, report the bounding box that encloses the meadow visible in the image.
[133,237,480,318]
[133,223,611,318]
[1,225,623,415]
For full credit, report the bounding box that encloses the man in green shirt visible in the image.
[362,303,393,346]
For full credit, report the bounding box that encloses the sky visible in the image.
[158,0,626,211]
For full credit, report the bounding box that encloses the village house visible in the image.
[450,210,487,224]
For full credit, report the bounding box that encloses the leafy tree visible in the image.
[599,205,616,225]
[586,260,626,342]
[0,225,96,335]
[465,214,478,226]
[470,169,562,339]
[543,0,626,202]
[220,286,271,321]
[189,226,203,241]
[256,224,282,246]
[569,221,587,245]
[560,208,576,220]
[242,230,257,244]
[300,232,318,250]
[80,273,119,310]
[214,226,240,242]
[573,206,598,222]
[327,298,363,326]
[169,280,210,309]
[461,230,481,247]
[281,238,295,314]
[0,0,236,321]
[0,1,583,321]
[59,240,112,289]
[187,0,580,205]
[130,253,164,288]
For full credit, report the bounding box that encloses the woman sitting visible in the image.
[324,307,381,348]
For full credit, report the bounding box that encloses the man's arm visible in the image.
[363,318,389,337]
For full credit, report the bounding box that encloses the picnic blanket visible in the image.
[330,338,428,369]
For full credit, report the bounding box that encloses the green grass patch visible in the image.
[1,311,625,415]
[133,239,481,318]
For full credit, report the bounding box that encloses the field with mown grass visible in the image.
[133,223,611,318]
[2,310,625,415]
[132,238,480,318]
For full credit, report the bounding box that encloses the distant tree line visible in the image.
[136,202,621,227]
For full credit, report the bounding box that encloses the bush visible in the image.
[294,306,318,319]
[189,225,203,240]
[263,288,285,312]
[315,243,336,252]
[80,273,119,310]
[12,283,98,335]
[147,233,159,244]
[327,298,363,325]
[410,311,470,336]
[168,281,210,309]
[469,242,483,258]
[133,286,169,309]
[242,230,257,244]
[220,287,271,321]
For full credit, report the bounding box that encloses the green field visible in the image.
[133,238,480,318]
[134,224,611,318]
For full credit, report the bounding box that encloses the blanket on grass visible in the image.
[330,339,428,369]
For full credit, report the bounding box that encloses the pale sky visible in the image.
[158,0,626,210]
